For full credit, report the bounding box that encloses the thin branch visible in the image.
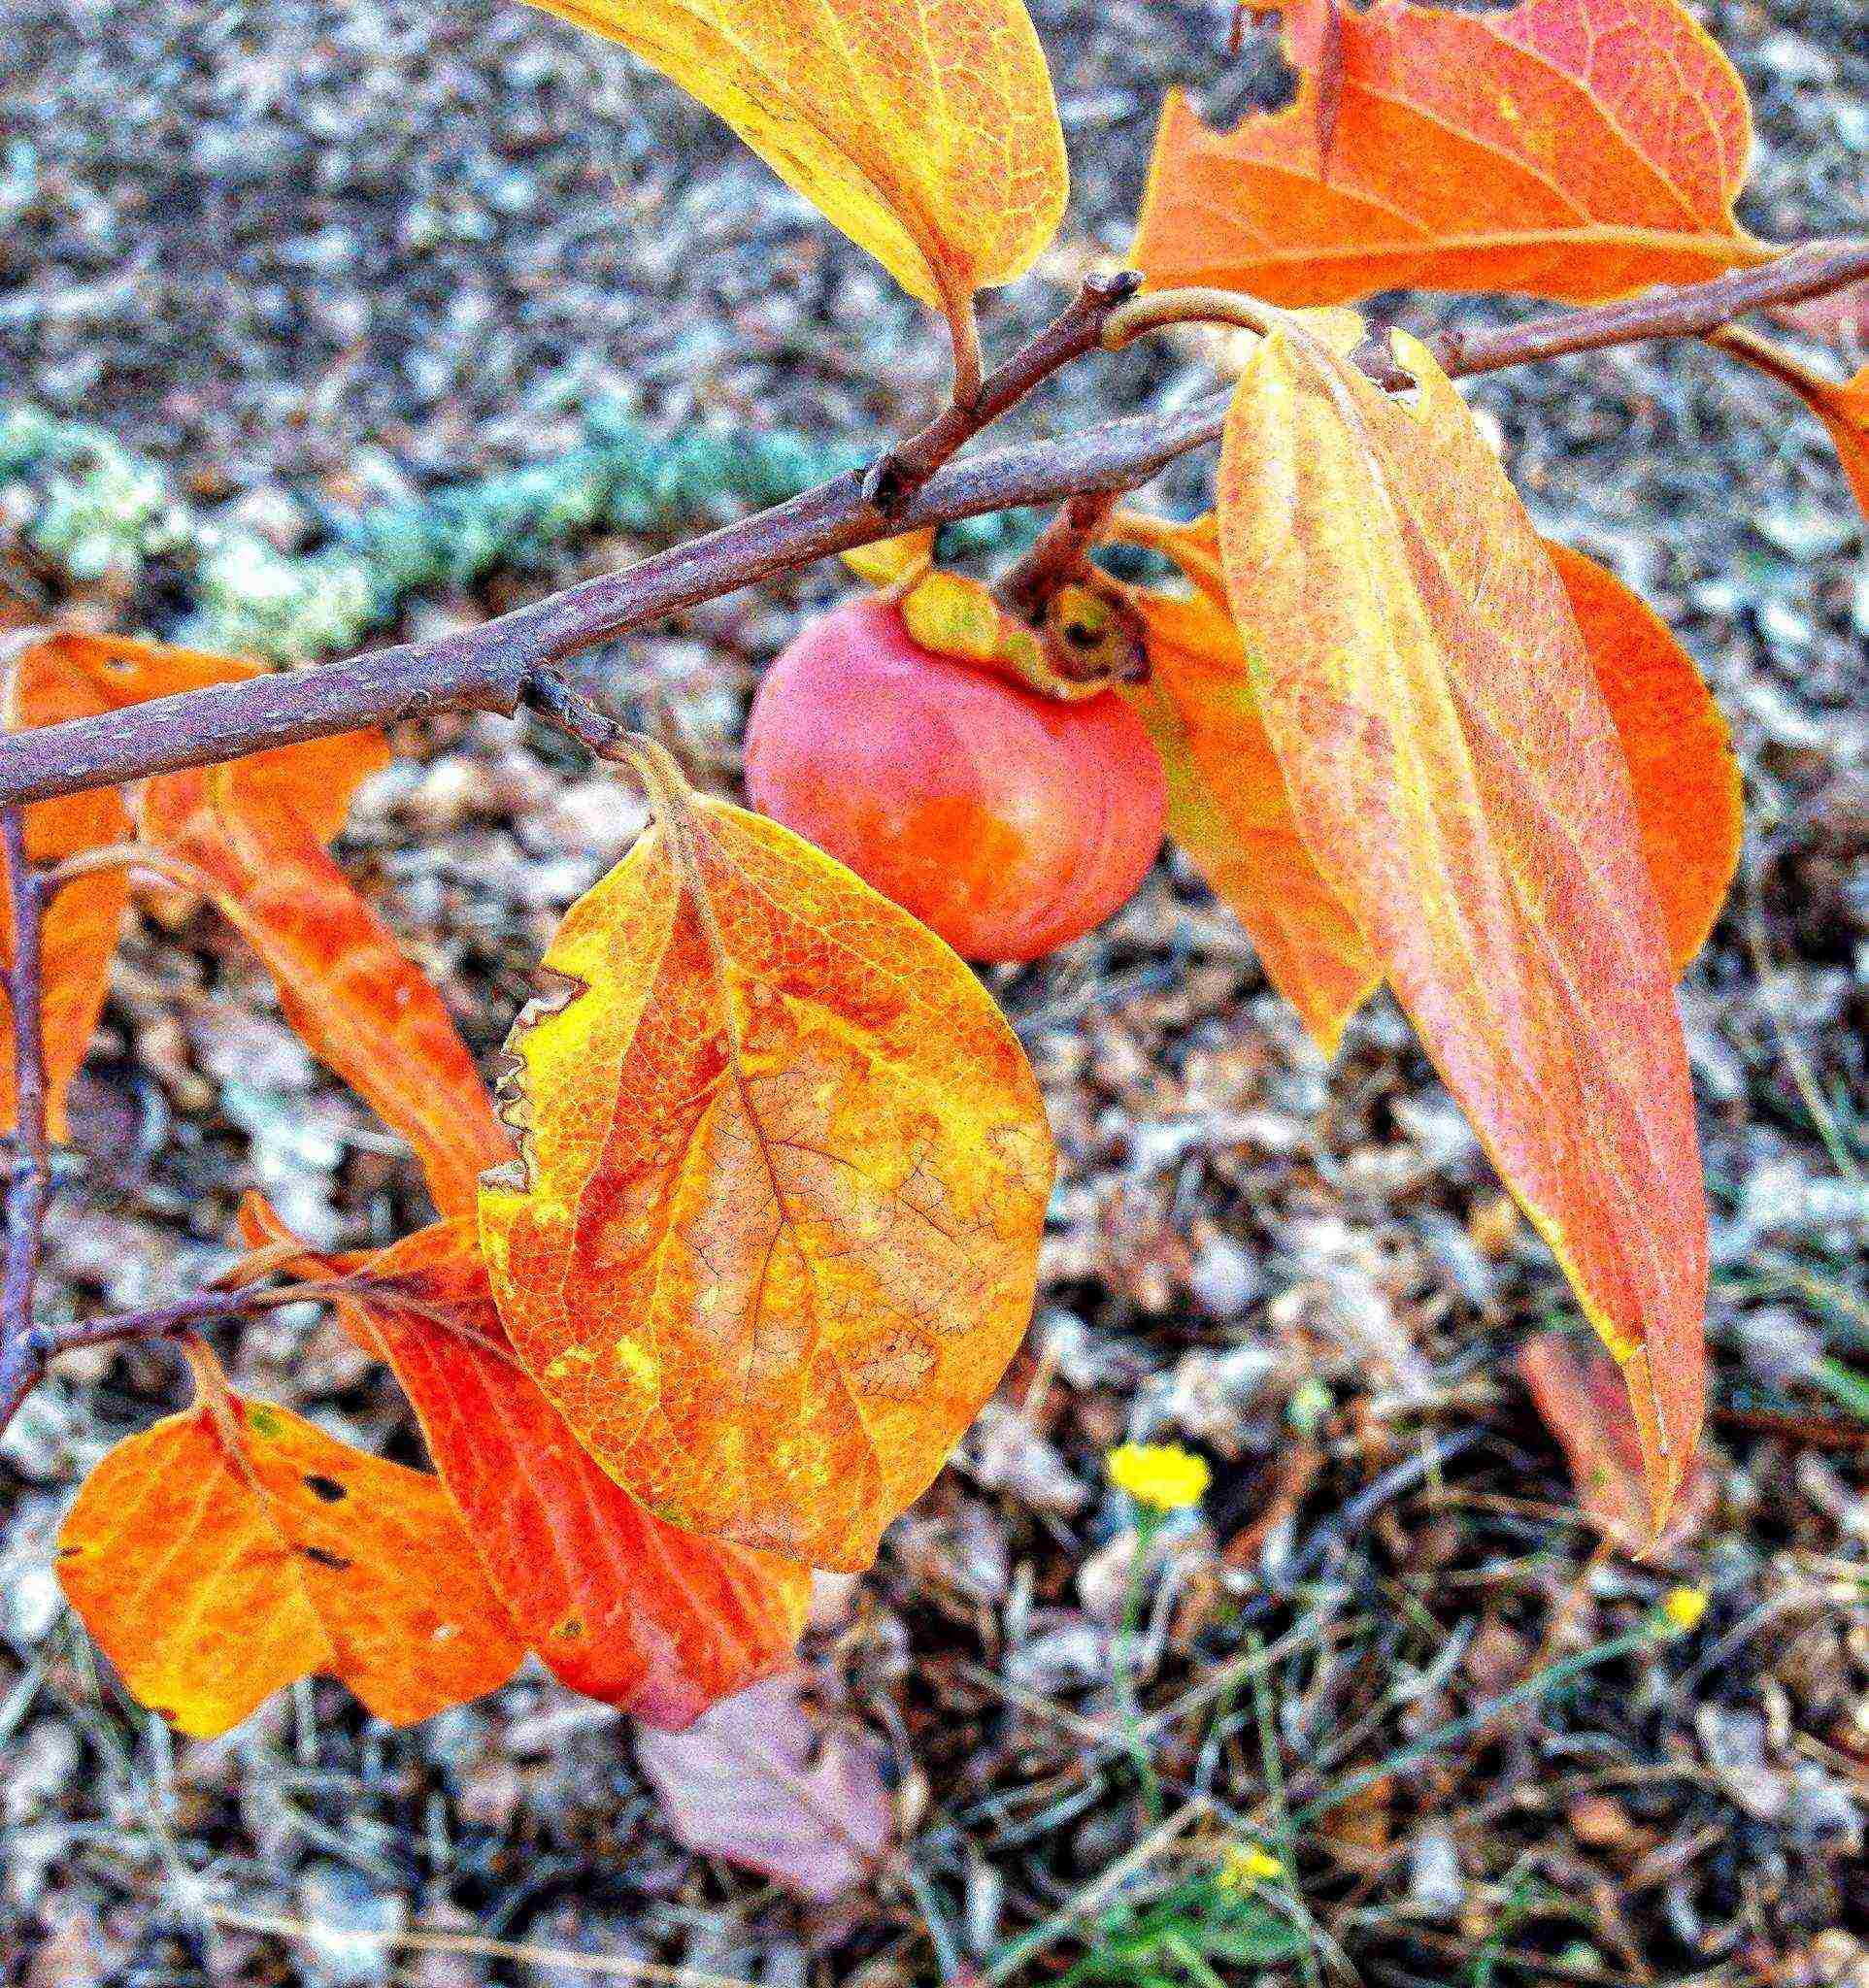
[862,269,1142,513]
[0,390,1230,808]
[996,488,1122,623]
[0,808,53,1431]
[0,1280,356,1436]
[1431,235,1869,377]
[2,238,1866,814]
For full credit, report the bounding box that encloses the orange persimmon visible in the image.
[744,598,1165,962]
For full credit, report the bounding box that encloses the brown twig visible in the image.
[0,1281,359,1436]
[862,269,1142,513]
[0,809,53,1432]
[996,489,1123,623]
[1,238,1866,816]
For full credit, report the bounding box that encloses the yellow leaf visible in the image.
[480,757,1055,1571]
[528,0,1067,348]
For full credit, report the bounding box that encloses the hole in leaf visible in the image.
[303,1474,348,1504]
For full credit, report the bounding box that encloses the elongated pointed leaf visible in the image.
[1134,0,1765,306]
[140,766,507,1219]
[527,0,1066,338]
[1120,517,1739,1053]
[481,782,1055,1571]
[1216,323,1707,1528]
[57,1367,523,1737]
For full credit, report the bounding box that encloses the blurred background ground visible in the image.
[2,1,1868,1983]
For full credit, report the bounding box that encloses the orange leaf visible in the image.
[1543,542,1741,971]
[526,0,1066,358]
[480,767,1055,1571]
[1711,327,1869,526]
[244,1204,811,1727]
[56,1353,523,1737]
[139,764,507,1219]
[1118,515,1381,1049]
[0,635,132,1139]
[1216,323,1707,1530]
[1134,0,1767,307]
[1518,1330,1712,1555]
[1118,517,1738,1052]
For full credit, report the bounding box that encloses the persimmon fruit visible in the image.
[744,597,1166,962]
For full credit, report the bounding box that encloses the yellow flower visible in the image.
[1658,1584,1709,1635]
[1217,1841,1284,1892]
[1107,1441,1211,1513]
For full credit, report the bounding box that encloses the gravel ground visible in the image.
[3,2,1868,1984]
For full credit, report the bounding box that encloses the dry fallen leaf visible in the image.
[56,1347,523,1737]
[524,0,1067,358]
[635,1672,893,1902]
[1216,321,1707,1529]
[1134,0,1766,306]
[481,763,1055,1571]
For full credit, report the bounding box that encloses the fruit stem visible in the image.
[1099,286,1287,350]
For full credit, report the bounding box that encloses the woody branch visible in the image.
[0,237,1863,814]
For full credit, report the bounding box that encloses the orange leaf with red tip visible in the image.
[480,762,1055,1572]
[1216,322,1707,1531]
[1518,1331,1713,1555]
[244,1204,811,1727]
[139,763,506,1219]
[56,1350,523,1737]
[1134,0,1767,308]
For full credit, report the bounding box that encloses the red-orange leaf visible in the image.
[56,1353,523,1737]
[1134,0,1767,307]
[1118,517,1379,1049]
[1711,327,1869,527]
[1,635,131,1139]
[1216,323,1707,1530]
[244,1205,812,1727]
[139,765,506,1219]
[1543,542,1741,971]
[1,630,393,1138]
